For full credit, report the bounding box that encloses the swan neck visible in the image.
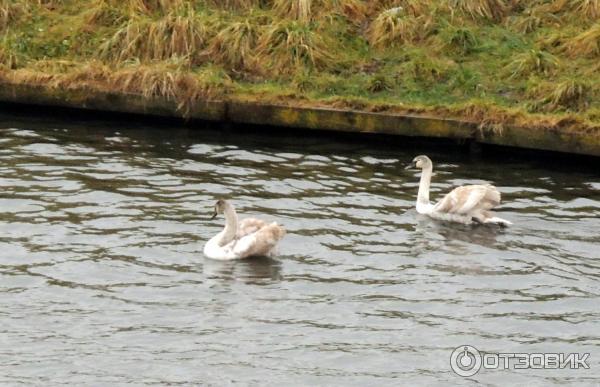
[220,205,238,246]
[417,165,432,205]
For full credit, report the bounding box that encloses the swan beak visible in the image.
[404,162,415,170]
[210,212,217,220]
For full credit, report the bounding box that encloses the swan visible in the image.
[405,155,512,226]
[204,199,286,260]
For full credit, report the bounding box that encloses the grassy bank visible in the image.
[0,0,599,134]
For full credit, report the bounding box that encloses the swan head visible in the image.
[210,199,230,220]
[405,155,432,170]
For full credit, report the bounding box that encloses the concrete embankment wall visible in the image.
[1,81,599,157]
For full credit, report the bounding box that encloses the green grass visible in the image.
[0,0,598,128]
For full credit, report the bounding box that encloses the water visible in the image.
[0,113,599,386]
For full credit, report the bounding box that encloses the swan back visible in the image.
[237,218,267,238]
[434,184,500,215]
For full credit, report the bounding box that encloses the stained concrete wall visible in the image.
[1,81,598,157]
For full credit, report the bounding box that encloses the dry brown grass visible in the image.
[508,5,561,34]
[0,46,18,69]
[112,64,198,100]
[449,102,524,135]
[528,77,592,111]
[257,20,332,73]
[125,0,184,14]
[449,0,509,21]
[84,0,126,26]
[59,61,113,85]
[204,0,261,10]
[272,0,367,23]
[570,0,600,20]
[205,19,260,74]
[520,0,600,22]
[3,67,59,87]
[388,0,431,17]
[334,0,369,24]
[34,0,65,9]
[98,9,213,64]
[1,60,230,116]
[273,0,312,21]
[2,60,104,88]
[506,49,560,77]
[368,7,432,48]
[563,23,600,57]
[111,63,231,114]
[0,0,28,31]
[548,79,591,110]
[28,58,80,73]
[85,0,186,17]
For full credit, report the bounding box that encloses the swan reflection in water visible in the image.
[202,256,283,283]
[412,215,504,250]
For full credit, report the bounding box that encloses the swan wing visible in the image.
[237,217,267,238]
[204,235,239,260]
[434,184,500,215]
[232,222,285,258]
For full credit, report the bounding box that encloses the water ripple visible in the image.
[0,123,598,385]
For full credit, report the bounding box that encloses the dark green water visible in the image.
[0,114,599,385]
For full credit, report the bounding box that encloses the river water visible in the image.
[0,113,599,386]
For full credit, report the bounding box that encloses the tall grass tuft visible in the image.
[333,0,369,24]
[110,63,231,115]
[204,0,261,10]
[0,44,18,69]
[257,20,332,74]
[549,78,591,110]
[277,0,371,24]
[59,60,113,85]
[1,0,27,31]
[571,0,600,20]
[273,0,312,21]
[438,24,479,54]
[272,0,366,23]
[98,9,213,64]
[3,59,229,116]
[528,77,592,111]
[390,0,431,17]
[85,0,126,26]
[205,19,260,74]
[449,0,509,21]
[508,6,561,34]
[563,23,600,57]
[507,49,560,77]
[125,0,184,14]
[34,0,65,9]
[368,7,431,48]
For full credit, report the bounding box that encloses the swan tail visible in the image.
[234,222,285,258]
[254,223,285,256]
[267,222,286,241]
[484,216,512,227]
